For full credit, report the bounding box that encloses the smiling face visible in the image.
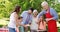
[42,4,49,10]
[33,12,38,17]
[41,1,49,11]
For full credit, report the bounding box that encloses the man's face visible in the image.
[28,10,32,14]
[42,5,48,10]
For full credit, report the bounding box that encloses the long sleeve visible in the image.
[29,15,33,24]
[51,8,58,20]
[37,10,45,19]
[20,11,27,24]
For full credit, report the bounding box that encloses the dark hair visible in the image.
[14,5,21,13]
[18,16,23,19]
[42,14,46,21]
[29,7,34,12]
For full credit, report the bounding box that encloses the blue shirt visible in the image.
[37,8,58,20]
[21,11,32,24]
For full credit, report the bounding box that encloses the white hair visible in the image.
[41,1,48,6]
[33,9,38,13]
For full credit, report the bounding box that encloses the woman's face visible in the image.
[42,5,48,10]
[33,12,38,17]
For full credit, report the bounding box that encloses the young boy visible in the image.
[16,16,23,32]
[30,9,38,32]
[38,16,47,32]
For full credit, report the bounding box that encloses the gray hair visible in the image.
[41,1,48,6]
[33,9,38,13]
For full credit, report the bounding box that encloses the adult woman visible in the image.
[8,5,21,32]
[37,1,58,32]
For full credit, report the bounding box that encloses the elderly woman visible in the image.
[37,1,58,32]
[30,10,38,32]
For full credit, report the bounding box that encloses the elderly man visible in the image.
[37,1,58,32]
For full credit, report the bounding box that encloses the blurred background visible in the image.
[0,0,60,32]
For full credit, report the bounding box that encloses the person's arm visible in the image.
[46,9,58,22]
[14,13,18,27]
[29,15,32,25]
[37,11,45,19]
[52,9,58,20]
[21,11,25,17]
[18,23,25,26]
[20,11,28,27]
[20,11,26,24]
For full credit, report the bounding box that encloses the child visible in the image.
[30,9,38,32]
[38,16,47,32]
[16,16,23,32]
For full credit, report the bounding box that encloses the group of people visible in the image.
[8,1,58,32]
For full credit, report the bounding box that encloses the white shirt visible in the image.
[8,12,16,28]
[30,17,38,30]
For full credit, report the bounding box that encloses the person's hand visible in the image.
[24,24,29,27]
[36,21,39,24]
[16,27,19,32]
[24,25,27,27]
[26,24,30,26]
[45,18,52,22]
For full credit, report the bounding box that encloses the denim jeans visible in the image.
[9,27,16,32]
[19,26,24,32]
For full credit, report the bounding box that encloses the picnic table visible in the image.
[0,28,9,32]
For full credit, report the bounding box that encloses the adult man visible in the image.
[20,7,34,32]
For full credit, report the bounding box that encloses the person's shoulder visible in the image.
[11,12,16,15]
[11,12,18,17]
[50,8,56,12]
[50,8,55,10]
[42,9,45,11]
[22,11,28,13]
[39,9,45,14]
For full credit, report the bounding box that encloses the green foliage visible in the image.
[0,0,60,18]
[0,25,3,28]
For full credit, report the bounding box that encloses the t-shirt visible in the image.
[30,17,38,30]
[8,12,16,28]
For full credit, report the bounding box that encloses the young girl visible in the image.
[16,17,23,32]
[30,9,38,32]
[38,16,47,32]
